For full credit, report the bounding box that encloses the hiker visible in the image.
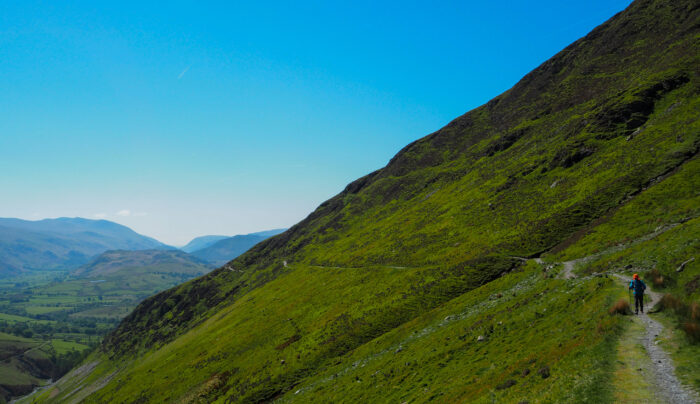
[628,273,647,314]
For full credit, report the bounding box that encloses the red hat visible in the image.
[633,273,639,280]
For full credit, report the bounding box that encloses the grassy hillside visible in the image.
[26,0,699,402]
[0,329,89,403]
[72,250,211,278]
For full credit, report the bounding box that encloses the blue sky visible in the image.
[0,0,632,245]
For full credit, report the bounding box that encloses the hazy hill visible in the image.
[32,1,699,402]
[180,235,229,253]
[73,249,212,278]
[189,229,287,267]
[0,218,171,276]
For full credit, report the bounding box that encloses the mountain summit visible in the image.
[34,1,699,402]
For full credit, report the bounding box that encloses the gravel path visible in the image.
[612,274,699,404]
[560,260,576,279]
[530,252,698,403]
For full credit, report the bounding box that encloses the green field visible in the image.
[23,0,699,402]
[0,261,210,402]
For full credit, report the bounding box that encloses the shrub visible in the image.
[648,268,665,288]
[682,322,700,343]
[609,299,630,315]
[657,294,683,313]
[657,294,700,343]
[653,275,664,287]
[690,302,699,322]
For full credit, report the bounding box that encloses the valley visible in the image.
[26,0,698,402]
[2,0,699,402]
[0,231,283,402]
[0,257,209,402]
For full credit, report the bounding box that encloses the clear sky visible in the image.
[0,0,633,246]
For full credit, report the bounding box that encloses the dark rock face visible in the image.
[550,144,596,169]
[593,74,690,136]
[484,128,529,157]
[496,379,517,390]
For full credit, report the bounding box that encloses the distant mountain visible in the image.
[73,249,211,278]
[190,229,286,267]
[55,1,700,402]
[0,217,171,276]
[180,235,229,253]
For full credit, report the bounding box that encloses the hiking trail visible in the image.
[611,274,699,404]
[527,242,698,403]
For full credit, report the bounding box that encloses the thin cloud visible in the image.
[177,65,191,80]
[93,213,108,219]
[133,212,148,217]
[116,209,131,217]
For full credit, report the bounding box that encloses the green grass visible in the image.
[30,264,630,404]
[50,339,89,355]
[0,362,41,385]
[0,313,49,324]
[26,0,700,402]
[0,331,36,343]
[0,255,211,402]
[277,265,623,403]
[23,307,68,316]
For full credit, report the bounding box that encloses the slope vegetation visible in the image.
[73,250,211,278]
[29,0,699,402]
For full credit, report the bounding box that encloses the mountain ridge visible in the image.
[0,217,172,276]
[188,229,287,267]
[180,235,229,253]
[181,229,287,255]
[72,249,212,278]
[29,0,700,402]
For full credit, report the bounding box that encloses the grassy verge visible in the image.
[653,312,700,394]
[609,281,660,403]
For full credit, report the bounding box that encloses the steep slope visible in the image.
[0,217,171,275]
[72,250,212,278]
[31,0,699,402]
[180,236,229,253]
[190,229,287,267]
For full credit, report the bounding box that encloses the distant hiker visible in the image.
[628,273,647,314]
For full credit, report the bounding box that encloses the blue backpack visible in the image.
[629,279,646,295]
